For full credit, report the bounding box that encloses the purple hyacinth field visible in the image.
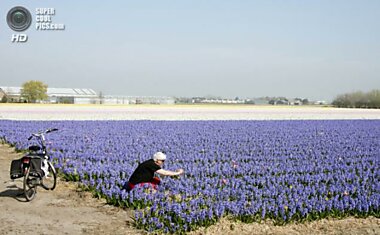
[0,120,379,233]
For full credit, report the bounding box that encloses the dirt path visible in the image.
[1,144,379,235]
[0,144,144,235]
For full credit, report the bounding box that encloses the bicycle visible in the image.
[10,128,58,201]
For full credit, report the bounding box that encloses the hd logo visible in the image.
[6,6,32,43]
[11,34,28,43]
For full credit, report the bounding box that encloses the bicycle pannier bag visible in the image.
[30,158,44,177]
[10,158,23,179]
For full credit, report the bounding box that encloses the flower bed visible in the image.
[0,120,379,233]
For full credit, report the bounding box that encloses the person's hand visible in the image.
[176,169,184,175]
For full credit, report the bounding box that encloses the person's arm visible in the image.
[156,168,184,176]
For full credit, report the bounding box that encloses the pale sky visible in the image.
[1,0,379,101]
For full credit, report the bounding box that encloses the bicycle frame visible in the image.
[22,128,58,201]
[29,130,50,155]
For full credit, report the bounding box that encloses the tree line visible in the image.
[332,90,380,108]
[2,80,379,109]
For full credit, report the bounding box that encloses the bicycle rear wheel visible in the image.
[41,161,57,190]
[23,168,37,201]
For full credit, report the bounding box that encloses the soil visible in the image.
[1,144,379,235]
[0,144,142,235]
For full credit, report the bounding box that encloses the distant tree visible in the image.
[175,97,192,104]
[21,80,48,103]
[332,89,380,108]
[244,99,255,104]
[352,91,368,108]
[302,99,309,105]
[367,89,380,108]
[205,95,222,100]
[332,94,348,107]
[1,95,7,103]
[98,91,104,104]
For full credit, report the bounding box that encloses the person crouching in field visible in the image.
[122,152,184,192]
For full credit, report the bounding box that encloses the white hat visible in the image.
[153,152,166,161]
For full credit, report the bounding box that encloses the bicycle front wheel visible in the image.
[41,161,57,190]
[23,168,37,201]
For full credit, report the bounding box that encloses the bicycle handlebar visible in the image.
[28,128,59,140]
[46,128,58,133]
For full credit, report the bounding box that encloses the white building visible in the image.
[0,86,175,105]
[47,88,98,104]
[0,86,98,104]
[102,95,175,105]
